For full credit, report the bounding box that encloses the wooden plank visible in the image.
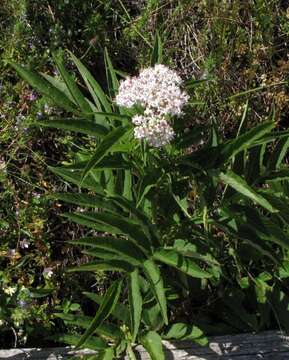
[0,331,289,359]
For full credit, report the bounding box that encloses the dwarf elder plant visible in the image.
[12,34,289,359]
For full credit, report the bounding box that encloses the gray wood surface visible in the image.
[0,331,288,359]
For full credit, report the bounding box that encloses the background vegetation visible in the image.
[1,0,289,351]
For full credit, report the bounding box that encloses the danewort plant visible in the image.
[12,34,289,359]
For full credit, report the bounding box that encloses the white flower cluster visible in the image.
[116,64,189,147]
[132,114,175,147]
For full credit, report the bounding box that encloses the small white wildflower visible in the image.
[43,267,53,278]
[7,248,16,257]
[19,239,29,249]
[4,287,17,296]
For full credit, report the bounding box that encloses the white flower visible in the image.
[43,267,53,278]
[7,248,16,257]
[132,114,175,147]
[116,64,188,147]
[19,239,29,249]
[116,64,189,117]
[4,287,17,296]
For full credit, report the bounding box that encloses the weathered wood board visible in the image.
[0,331,289,359]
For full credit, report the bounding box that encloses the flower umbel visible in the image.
[116,64,188,147]
[132,114,175,147]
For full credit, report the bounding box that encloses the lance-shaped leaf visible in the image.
[128,269,142,342]
[96,348,114,360]
[82,126,130,181]
[219,170,278,213]
[67,211,151,253]
[53,51,92,115]
[61,154,130,171]
[68,51,112,113]
[153,249,212,279]
[142,259,168,325]
[221,121,275,162]
[37,118,108,137]
[48,166,104,192]
[54,313,123,340]
[41,72,76,104]
[63,212,114,233]
[151,31,163,66]
[104,48,119,99]
[261,169,289,182]
[52,333,107,350]
[77,280,123,347]
[267,137,289,171]
[68,260,133,273]
[163,323,206,342]
[51,193,117,212]
[84,292,130,324]
[11,63,78,113]
[71,236,147,265]
[140,331,164,360]
[108,195,159,246]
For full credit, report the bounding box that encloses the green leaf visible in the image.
[54,313,123,340]
[142,259,168,325]
[68,211,151,253]
[51,193,117,212]
[71,236,147,265]
[173,239,220,266]
[37,118,108,137]
[48,166,103,192]
[137,171,162,207]
[82,248,135,263]
[128,269,142,342]
[142,302,164,331]
[261,169,289,182]
[153,249,212,278]
[41,72,76,104]
[63,212,114,233]
[104,48,119,99]
[140,331,164,360]
[68,261,131,273]
[219,170,278,213]
[95,348,114,360]
[267,137,289,171]
[11,63,77,113]
[221,121,275,162]
[77,280,123,347]
[82,126,130,181]
[63,155,130,170]
[53,51,92,115]
[150,31,163,66]
[29,288,54,298]
[108,195,158,246]
[123,170,133,200]
[52,333,107,350]
[68,51,112,113]
[163,323,207,343]
[84,292,130,324]
[88,112,130,121]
